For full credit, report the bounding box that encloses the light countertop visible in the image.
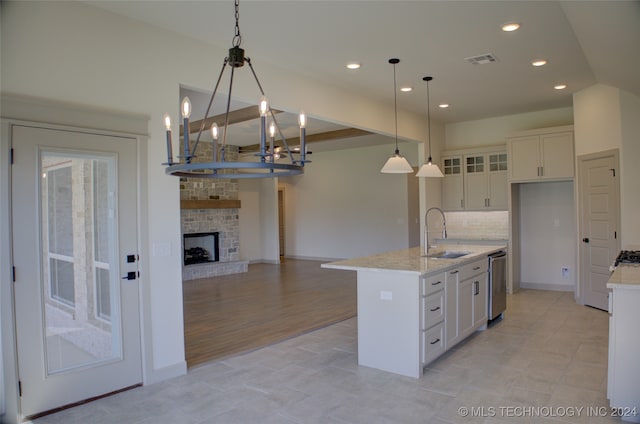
[321,244,506,277]
[607,264,640,290]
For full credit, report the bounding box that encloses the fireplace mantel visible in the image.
[180,199,241,209]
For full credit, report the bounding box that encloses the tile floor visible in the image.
[33,289,623,424]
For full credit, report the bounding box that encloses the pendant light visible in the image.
[416,76,444,178]
[381,58,413,174]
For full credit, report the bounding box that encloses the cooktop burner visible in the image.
[615,250,640,266]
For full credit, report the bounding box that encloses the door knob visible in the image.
[582,238,590,243]
[122,271,137,280]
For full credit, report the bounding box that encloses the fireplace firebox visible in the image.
[183,232,220,266]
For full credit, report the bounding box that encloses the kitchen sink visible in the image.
[424,250,471,259]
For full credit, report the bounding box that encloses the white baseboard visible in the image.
[284,255,342,262]
[519,282,575,292]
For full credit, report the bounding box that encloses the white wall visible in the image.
[573,84,640,248]
[519,182,576,290]
[238,180,262,262]
[279,141,418,260]
[445,107,574,149]
[619,90,640,247]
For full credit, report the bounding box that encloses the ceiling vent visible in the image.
[465,53,499,65]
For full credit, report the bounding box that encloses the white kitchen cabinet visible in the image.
[445,258,488,349]
[507,126,574,182]
[445,269,460,348]
[442,156,464,211]
[607,271,640,423]
[421,273,446,365]
[464,152,508,210]
[442,147,507,211]
[473,275,488,327]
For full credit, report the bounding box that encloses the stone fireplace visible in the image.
[180,143,248,281]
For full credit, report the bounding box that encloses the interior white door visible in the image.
[579,151,619,311]
[11,124,142,419]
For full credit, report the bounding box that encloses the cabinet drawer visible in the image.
[422,322,445,364]
[421,272,445,296]
[460,258,486,281]
[422,291,444,330]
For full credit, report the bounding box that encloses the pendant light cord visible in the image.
[424,76,434,162]
[392,60,399,154]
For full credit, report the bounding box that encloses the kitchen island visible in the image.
[322,244,506,378]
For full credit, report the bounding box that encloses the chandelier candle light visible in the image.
[162,0,309,178]
[380,58,413,174]
[416,76,444,178]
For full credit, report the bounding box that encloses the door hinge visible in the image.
[10,148,15,165]
[610,168,616,177]
[18,380,22,397]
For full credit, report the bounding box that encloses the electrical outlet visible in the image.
[562,267,570,278]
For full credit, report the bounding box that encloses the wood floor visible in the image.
[182,259,357,367]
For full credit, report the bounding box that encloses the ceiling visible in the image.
[92,1,640,148]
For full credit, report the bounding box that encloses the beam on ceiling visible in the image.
[180,106,282,136]
[239,127,372,153]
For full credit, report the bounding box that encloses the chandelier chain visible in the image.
[233,0,242,47]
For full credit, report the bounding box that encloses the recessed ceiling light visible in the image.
[439,104,449,109]
[554,84,567,90]
[400,86,413,92]
[532,60,547,67]
[346,62,361,70]
[501,22,520,32]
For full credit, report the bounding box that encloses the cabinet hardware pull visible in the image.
[450,270,459,275]
[431,281,442,286]
[474,281,479,295]
[430,306,441,312]
[473,266,480,270]
[430,338,440,345]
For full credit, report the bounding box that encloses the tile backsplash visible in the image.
[444,211,509,240]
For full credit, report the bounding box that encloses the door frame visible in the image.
[1,95,150,423]
[576,148,621,305]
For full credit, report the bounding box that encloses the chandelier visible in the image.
[162,0,309,179]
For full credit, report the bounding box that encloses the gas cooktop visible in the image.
[614,250,640,267]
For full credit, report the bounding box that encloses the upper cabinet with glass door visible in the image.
[442,146,508,211]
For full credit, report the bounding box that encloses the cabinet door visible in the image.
[442,156,464,211]
[458,279,474,339]
[540,132,574,179]
[473,274,488,327]
[445,270,459,349]
[508,135,540,181]
[464,154,488,210]
[487,153,508,210]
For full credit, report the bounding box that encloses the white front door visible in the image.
[579,150,620,311]
[11,124,142,419]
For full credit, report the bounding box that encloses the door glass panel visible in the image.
[40,151,122,374]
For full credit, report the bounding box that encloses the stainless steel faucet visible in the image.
[425,207,447,253]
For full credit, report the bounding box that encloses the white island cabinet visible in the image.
[607,266,640,423]
[322,244,504,378]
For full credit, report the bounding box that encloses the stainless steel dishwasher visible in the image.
[488,251,507,321]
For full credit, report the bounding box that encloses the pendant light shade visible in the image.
[416,76,444,178]
[381,58,412,174]
[381,152,414,173]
